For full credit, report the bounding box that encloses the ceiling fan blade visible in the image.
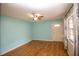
[38,16,44,20]
[27,13,34,18]
[27,13,44,21]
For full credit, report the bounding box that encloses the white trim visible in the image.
[33,39,55,41]
[0,40,32,55]
[32,39,64,43]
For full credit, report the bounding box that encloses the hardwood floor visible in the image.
[3,40,68,56]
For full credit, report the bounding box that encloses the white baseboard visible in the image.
[33,39,53,41]
[0,40,32,55]
[33,39,63,42]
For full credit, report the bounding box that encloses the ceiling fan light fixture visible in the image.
[27,13,44,21]
[33,13,44,21]
[33,17,38,21]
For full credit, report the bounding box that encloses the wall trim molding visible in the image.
[33,39,54,41]
[0,40,32,55]
[33,39,64,42]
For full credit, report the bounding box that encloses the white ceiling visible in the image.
[1,3,72,21]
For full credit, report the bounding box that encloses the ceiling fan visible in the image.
[27,13,44,21]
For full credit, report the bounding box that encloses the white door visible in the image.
[52,24,64,42]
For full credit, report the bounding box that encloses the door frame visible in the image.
[74,3,79,56]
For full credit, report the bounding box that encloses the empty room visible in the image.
[0,2,79,56]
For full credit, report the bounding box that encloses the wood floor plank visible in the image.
[2,40,68,56]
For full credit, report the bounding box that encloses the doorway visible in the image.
[52,24,64,42]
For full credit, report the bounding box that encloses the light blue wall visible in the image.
[32,21,53,40]
[52,19,64,25]
[0,16,63,54]
[0,16,32,53]
[32,19,63,41]
[0,17,1,53]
